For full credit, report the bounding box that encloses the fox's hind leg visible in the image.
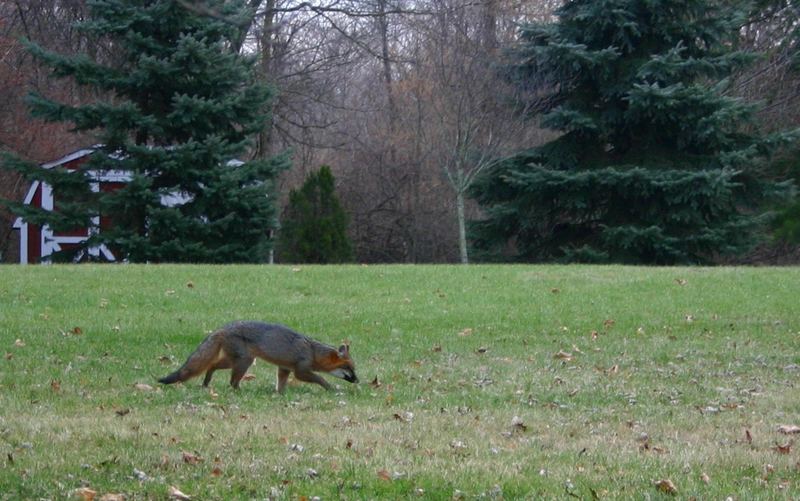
[229,356,255,390]
[202,358,233,387]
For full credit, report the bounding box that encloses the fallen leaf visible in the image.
[115,408,130,417]
[675,278,687,286]
[51,380,61,392]
[778,425,800,435]
[99,495,126,501]
[700,472,710,484]
[773,441,793,454]
[168,486,191,500]
[554,350,573,361]
[377,469,392,481]
[73,487,97,500]
[182,451,202,464]
[590,330,599,340]
[393,411,414,423]
[654,479,677,495]
[210,466,222,477]
[370,376,381,389]
[133,383,154,392]
[603,319,615,329]
[746,429,753,444]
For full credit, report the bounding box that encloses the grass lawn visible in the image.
[1,264,799,500]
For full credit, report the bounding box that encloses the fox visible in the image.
[158,321,358,393]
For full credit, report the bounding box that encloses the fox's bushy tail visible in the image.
[158,333,223,385]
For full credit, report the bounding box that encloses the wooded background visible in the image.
[1,0,798,263]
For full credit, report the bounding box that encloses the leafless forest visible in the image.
[1,0,798,263]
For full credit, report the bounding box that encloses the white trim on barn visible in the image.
[12,146,248,264]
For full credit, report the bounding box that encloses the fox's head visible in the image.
[327,344,358,384]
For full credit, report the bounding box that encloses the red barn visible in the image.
[12,146,129,264]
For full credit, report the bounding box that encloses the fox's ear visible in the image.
[338,344,350,357]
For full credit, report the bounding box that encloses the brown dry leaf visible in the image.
[51,380,61,392]
[603,319,615,329]
[746,429,753,444]
[700,472,710,484]
[773,441,793,454]
[168,486,191,500]
[73,487,97,500]
[133,383,154,392]
[654,479,677,495]
[115,408,130,417]
[99,495,126,501]
[210,466,222,477]
[182,451,202,464]
[458,328,473,337]
[377,469,392,482]
[778,425,800,435]
[393,411,414,423]
[554,350,573,361]
[71,326,83,335]
[370,376,382,389]
[590,330,599,340]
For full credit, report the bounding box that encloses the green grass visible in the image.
[1,264,799,500]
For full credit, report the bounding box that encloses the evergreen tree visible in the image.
[1,0,289,263]
[278,166,353,263]
[470,0,797,264]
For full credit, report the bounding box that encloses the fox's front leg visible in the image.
[293,368,332,391]
[276,367,291,394]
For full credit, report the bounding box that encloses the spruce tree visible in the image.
[278,166,353,263]
[470,0,797,264]
[2,0,289,263]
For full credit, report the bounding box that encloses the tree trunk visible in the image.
[456,188,468,264]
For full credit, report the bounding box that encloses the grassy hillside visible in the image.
[1,265,798,499]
